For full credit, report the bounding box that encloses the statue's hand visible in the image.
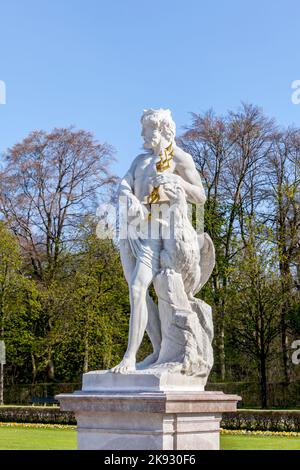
[152,173,185,201]
[152,173,182,187]
[128,195,145,219]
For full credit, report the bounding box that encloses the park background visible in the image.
[0,0,299,414]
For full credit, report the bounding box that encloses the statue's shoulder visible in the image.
[135,152,150,161]
[126,152,148,173]
[173,145,194,168]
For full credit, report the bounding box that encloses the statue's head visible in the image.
[141,108,176,154]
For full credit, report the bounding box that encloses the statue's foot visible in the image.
[150,361,182,372]
[111,357,136,374]
[136,352,159,370]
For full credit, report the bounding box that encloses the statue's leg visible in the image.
[119,240,162,369]
[111,261,154,374]
[136,293,161,369]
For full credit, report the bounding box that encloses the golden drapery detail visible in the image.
[147,143,174,204]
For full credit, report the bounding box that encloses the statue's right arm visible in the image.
[118,159,139,281]
[119,173,134,198]
[118,158,138,199]
[118,157,144,218]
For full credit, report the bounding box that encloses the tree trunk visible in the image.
[260,354,268,409]
[280,311,290,384]
[214,275,226,381]
[83,336,89,373]
[279,262,291,384]
[46,353,55,381]
[219,280,227,381]
[0,363,3,405]
[31,353,37,385]
[219,319,226,381]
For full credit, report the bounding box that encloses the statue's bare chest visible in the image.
[134,154,175,181]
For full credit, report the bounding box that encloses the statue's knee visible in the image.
[131,282,147,298]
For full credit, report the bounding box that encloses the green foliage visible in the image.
[0,218,130,384]
[287,303,300,336]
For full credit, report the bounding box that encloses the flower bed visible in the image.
[0,406,76,425]
[0,422,75,430]
[1,406,300,432]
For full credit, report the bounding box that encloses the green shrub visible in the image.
[222,410,300,432]
[0,407,75,425]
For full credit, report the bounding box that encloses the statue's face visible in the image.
[141,109,176,155]
[141,121,161,151]
[141,120,171,154]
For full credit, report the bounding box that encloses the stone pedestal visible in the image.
[56,370,240,450]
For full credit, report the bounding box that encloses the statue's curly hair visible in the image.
[141,108,176,141]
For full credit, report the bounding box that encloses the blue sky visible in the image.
[0,0,300,177]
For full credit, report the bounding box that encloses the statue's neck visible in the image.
[152,139,175,156]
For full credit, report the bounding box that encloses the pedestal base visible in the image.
[57,371,240,450]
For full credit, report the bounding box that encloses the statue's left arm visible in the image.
[174,150,206,205]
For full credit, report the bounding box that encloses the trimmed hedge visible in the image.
[3,382,80,405]
[221,410,300,432]
[5,381,300,408]
[0,406,76,425]
[1,407,300,432]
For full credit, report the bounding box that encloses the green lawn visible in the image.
[221,434,300,450]
[0,427,300,450]
[0,427,76,450]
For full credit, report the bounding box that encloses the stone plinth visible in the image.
[81,369,208,392]
[56,371,240,450]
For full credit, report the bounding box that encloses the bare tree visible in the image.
[265,128,300,383]
[229,240,282,408]
[180,104,275,380]
[0,128,116,281]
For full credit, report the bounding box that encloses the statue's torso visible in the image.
[133,152,176,204]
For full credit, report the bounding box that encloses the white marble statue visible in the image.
[112,109,215,384]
